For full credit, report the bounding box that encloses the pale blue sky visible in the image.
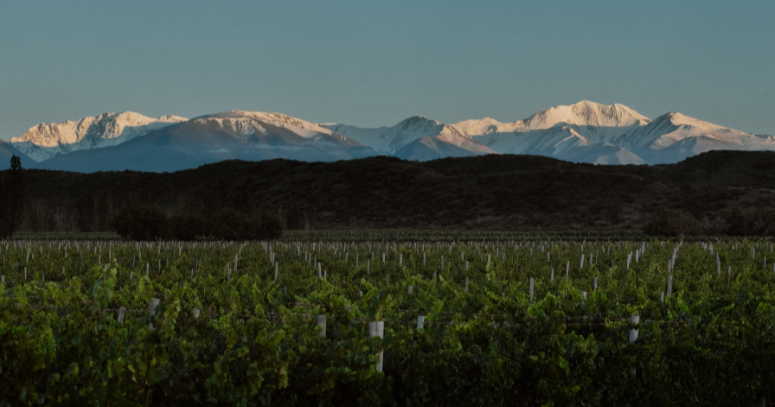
[1,0,773,140]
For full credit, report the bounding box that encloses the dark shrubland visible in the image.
[644,208,701,237]
[722,207,775,236]
[170,214,208,241]
[112,206,173,241]
[10,150,775,235]
[114,207,283,241]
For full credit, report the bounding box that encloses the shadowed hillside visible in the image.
[5,151,775,232]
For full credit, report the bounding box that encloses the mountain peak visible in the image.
[399,116,441,126]
[522,101,651,129]
[10,111,186,162]
[193,110,340,139]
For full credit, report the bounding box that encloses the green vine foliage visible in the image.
[0,238,774,406]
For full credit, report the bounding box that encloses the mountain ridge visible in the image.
[10,111,186,162]
[7,102,772,172]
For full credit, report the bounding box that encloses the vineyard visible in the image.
[2,236,775,406]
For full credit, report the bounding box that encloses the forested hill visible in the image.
[8,150,775,232]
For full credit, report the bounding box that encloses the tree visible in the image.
[0,155,25,238]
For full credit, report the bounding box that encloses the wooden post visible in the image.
[417,315,425,329]
[317,315,326,337]
[117,307,126,323]
[193,308,200,319]
[275,263,278,281]
[667,275,673,296]
[369,321,385,372]
[146,263,149,278]
[465,277,469,292]
[550,268,554,282]
[660,291,665,304]
[529,278,534,303]
[566,261,569,278]
[408,285,413,296]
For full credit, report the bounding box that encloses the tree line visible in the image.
[0,155,284,240]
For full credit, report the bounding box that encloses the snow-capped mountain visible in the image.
[8,101,773,172]
[452,101,650,136]
[10,112,187,162]
[519,100,650,129]
[189,110,363,145]
[36,111,376,173]
[613,112,775,164]
[456,101,650,163]
[322,116,496,159]
[319,123,389,151]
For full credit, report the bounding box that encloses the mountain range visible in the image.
[4,101,772,172]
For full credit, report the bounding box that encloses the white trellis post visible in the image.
[369,321,385,372]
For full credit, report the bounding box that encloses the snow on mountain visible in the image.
[519,100,651,129]
[614,112,775,164]
[377,116,495,155]
[452,101,650,137]
[453,101,652,163]
[37,110,375,173]
[476,126,592,157]
[319,123,389,150]
[451,117,522,137]
[10,112,186,162]
[189,111,362,145]
[320,116,495,157]
[10,102,773,169]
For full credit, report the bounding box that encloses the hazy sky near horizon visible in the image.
[1,0,773,140]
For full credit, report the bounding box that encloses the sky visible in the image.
[1,0,773,140]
